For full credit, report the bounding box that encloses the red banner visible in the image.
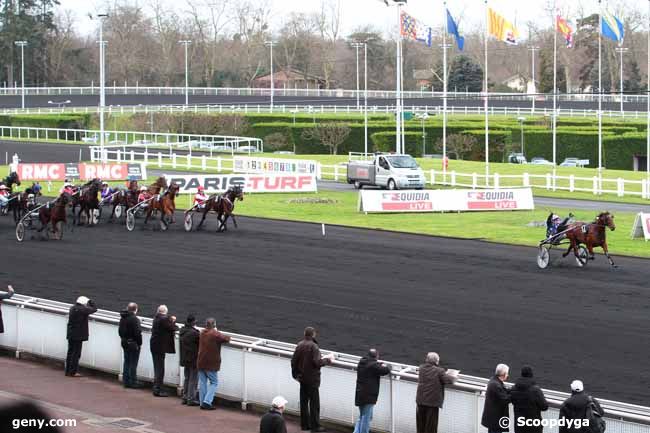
[17,163,145,181]
[16,164,67,181]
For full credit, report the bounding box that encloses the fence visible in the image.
[0,294,648,433]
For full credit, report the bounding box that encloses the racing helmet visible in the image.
[551,214,561,223]
[140,186,148,191]
[197,185,205,192]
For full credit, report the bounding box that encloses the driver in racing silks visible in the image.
[546,212,575,238]
[100,182,114,203]
[138,186,151,204]
[193,185,209,209]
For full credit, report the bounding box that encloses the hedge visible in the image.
[603,133,648,170]
[522,130,619,167]
[0,114,91,129]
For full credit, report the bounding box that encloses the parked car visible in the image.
[132,139,154,146]
[508,153,527,164]
[347,153,426,190]
[530,157,553,165]
[560,157,589,167]
[81,134,98,144]
[236,145,261,153]
[210,145,232,153]
[273,151,295,155]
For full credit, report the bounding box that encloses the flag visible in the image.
[446,9,464,51]
[400,11,432,47]
[556,14,576,48]
[488,7,519,45]
[601,11,624,44]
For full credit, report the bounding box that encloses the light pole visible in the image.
[264,41,278,111]
[517,116,526,156]
[351,42,363,110]
[528,46,539,113]
[615,46,628,115]
[178,40,192,106]
[416,113,429,157]
[14,41,27,110]
[93,13,109,161]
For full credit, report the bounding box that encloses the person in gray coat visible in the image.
[415,352,458,433]
[0,285,15,334]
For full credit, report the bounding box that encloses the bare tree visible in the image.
[301,122,350,155]
[436,134,476,160]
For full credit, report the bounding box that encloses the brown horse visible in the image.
[562,212,617,267]
[38,193,72,240]
[8,183,42,223]
[144,183,179,230]
[75,178,103,226]
[196,185,244,232]
[108,181,139,222]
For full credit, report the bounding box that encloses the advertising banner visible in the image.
[16,163,146,181]
[167,174,318,194]
[233,156,319,177]
[630,213,650,241]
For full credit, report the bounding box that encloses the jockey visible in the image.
[546,212,574,238]
[138,186,150,203]
[0,185,9,206]
[100,182,114,203]
[194,186,209,208]
[60,181,75,196]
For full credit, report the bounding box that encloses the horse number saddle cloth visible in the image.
[581,225,588,234]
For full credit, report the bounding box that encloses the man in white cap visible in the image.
[259,396,288,433]
[558,380,605,433]
[65,295,97,377]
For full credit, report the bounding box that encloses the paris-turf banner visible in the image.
[16,163,147,181]
[167,173,317,194]
[358,188,534,213]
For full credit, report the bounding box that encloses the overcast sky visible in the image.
[60,0,642,39]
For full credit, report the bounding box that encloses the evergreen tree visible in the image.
[448,55,483,92]
[623,57,643,93]
[538,48,566,93]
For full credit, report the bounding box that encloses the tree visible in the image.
[538,48,566,93]
[214,114,249,136]
[301,122,350,155]
[448,55,483,92]
[436,134,476,160]
[624,56,643,93]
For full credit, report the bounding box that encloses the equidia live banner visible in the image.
[233,156,319,176]
[358,188,535,213]
[16,163,146,181]
[167,174,317,194]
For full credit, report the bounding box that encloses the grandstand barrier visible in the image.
[0,294,649,433]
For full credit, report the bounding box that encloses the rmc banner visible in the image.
[16,163,147,181]
[167,173,318,194]
[358,188,535,213]
[233,156,319,177]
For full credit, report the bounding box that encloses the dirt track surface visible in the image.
[1,212,649,406]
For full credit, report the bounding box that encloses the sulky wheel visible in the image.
[536,244,551,269]
[184,213,193,232]
[15,221,25,242]
[576,245,589,268]
[114,205,123,219]
[126,212,136,231]
[92,208,100,225]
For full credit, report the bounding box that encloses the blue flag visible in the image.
[447,9,464,51]
[601,11,624,44]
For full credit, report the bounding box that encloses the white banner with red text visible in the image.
[166,173,318,194]
[358,188,535,213]
[16,163,146,181]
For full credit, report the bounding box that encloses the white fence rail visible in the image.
[0,294,648,433]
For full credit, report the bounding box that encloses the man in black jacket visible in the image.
[291,327,334,433]
[559,380,604,433]
[150,304,177,397]
[354,349,391,433]
[0,285,15,334]
[260,396,288,433]
[65,296,97,377]
[415,352,459,433]
[510,366,548,433]
[118,302,142,389]
[481,363,511,433]
[179,314,200,406]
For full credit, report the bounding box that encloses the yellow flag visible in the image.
[488,8,519,45]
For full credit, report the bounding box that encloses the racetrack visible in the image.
[1,212,649,405]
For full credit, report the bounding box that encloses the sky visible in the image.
[59,0,640,39]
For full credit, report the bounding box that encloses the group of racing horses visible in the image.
[0,171,244,239]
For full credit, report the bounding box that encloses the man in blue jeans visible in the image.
[353,349,391,433]
[196,318,231,410]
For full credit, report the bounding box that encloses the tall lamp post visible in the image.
[416,113,429,157]
[264,41,278,111]
[93,13,109,162]
[14,41,27,110]
[528,45,539,113]
[517,116,526,156]
[615,46,628,116]
[351,42,363,110]
[178,40,192,106]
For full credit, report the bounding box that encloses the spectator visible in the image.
[481,364,511,433]
[0,285,15,334]
[150,305,177,397]
[260,396,289,433]
[415,352,458,433]
[291,327,334,433]
[510,366,548,433]
[65,296,97,377]
[559,380,605,433]
[354,349,391,433]
[197,318,231,410]
[179,314,200,406]
[118,302,142,389]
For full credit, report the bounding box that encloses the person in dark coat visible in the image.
[179,314,200,406]
[149,305,177,397]
[118,302,142,389]
[260,396,288,433]
[559,380,604,433]
[353,349,391,433]
[510,366,548,433]
[197,318,231,410]
[0,285,15,334]
[65,296,97,377]
[291,327,334,433]
[481,364,511,433]
[415,352,459,433]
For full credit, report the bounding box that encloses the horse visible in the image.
[0,172,20,191]
[73,178,103,226]
[107,180,140,222]
[196,185,244,232]
[8,183,42,223]
[37,193,71,240]
[562,212,617,268]
[144,183,179,230]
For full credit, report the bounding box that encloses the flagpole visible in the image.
[484,0,490,186]
[647,0,650,198]
[552,4,558,190]
[598,0,603,193]
[443,1,448,180]
[396,3,403,154]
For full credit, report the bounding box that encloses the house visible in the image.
[413,69,435,90]
[252,68,328,90]
[502,74,534,93]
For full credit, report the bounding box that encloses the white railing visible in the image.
[0,294,648,433]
